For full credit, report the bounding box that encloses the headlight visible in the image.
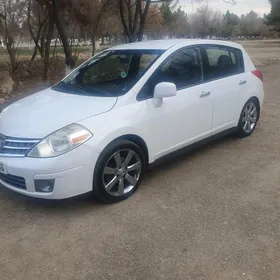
[27,124,92,158]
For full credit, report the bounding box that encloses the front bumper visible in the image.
[0,144,99,199]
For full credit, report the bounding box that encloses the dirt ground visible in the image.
[1,42,280,280]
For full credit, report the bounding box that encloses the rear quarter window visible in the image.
[203,45,244,82]
[207,48,229,66]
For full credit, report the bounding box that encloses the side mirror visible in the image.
[153,82,177,107]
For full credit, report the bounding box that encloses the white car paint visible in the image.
[146,82,213,160]
[0,39,264,199]
[0,88,117,138]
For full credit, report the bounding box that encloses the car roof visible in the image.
[109,39,242,51]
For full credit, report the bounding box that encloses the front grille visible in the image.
[0,134,40,157]
[0,173,26,189]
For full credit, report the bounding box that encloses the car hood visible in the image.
[0,88,117,138]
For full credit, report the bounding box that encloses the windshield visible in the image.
[52,49,165,97]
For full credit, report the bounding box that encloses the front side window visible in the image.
[52,49,164,97]
[155,47,202,89]
[203,46,244,81]
[138,47,203,100]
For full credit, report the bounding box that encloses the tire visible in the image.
[93,140,146,203]
[236,97,260,138]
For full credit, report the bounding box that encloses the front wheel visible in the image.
[93,140,146,203]
[236,98,260,138]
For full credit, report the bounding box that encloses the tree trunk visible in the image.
[52,37,59,58]
[51,0,75,72]
[119,0,133,42]
[30,45,38,62]
[43,12,54,81]
[27,0,46,60]
[91,34,96,56]
[5,36,17,71]
[137,1,151,41]
[7,46,16,70]
[40,32,45,59]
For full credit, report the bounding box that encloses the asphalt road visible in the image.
[1,63,280,280]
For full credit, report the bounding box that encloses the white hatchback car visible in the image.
[0,39,264,203]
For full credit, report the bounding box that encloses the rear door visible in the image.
[201,45,246,134]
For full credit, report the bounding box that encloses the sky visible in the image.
[179,0,271,16]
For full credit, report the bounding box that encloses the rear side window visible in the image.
[203,46,244,82]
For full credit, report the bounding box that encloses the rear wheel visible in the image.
[236,98,260,138]
[93,140,146,203]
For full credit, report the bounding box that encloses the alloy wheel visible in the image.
[102,149,142,196]
[241,102,258,133]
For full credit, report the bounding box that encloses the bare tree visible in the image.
[50,0,75,72]
[88,0,115,55]
[0,0,26,72]
[42,1,54,80]
[145,5,164,39]
[27,0,48,61]
[119,0,173,42]
[49,0,115,72]
[67,0,115,56]
[190,5,222,38]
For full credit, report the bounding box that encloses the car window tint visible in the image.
[230,51,237,64]
[83,54,132,84]
[53,49,164,97]
[138,47,202,100]
[207,48,228,66]
[157,48,202,89]
[203,46,244,81]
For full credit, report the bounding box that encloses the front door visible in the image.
[145,47,213,161]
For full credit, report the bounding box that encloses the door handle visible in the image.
[239,80,247,85]
[200,91,211,98]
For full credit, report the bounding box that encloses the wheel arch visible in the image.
[247,96,261,120]
[104,134,149,165]
[250,96,260,109]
